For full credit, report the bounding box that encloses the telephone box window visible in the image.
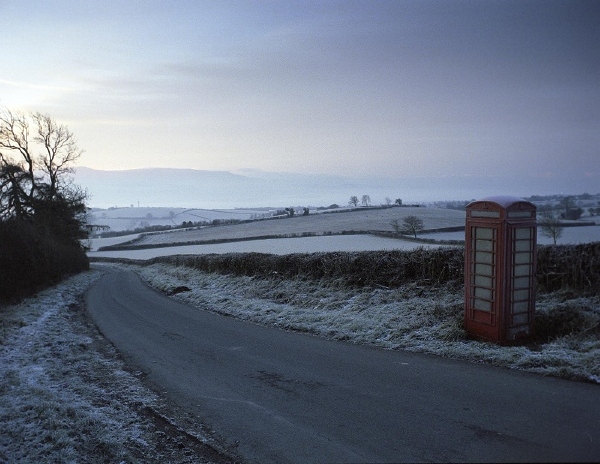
[469,226,497,314]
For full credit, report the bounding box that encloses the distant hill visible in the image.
[74,167,596,210]
[74,167,359,209]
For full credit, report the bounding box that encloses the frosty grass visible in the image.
[0,268,221,464]
[136,262,600,383]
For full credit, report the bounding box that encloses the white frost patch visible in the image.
[0,270,210,463]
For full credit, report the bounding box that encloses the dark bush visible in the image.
[535,298,600,342]
[0,220,89,303]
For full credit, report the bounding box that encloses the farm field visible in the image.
[89,207,273,232]
[89,206,599,258]
[88,234,442,259]
[99,206,464,247]
[428,224,600,245]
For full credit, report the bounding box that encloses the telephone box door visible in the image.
[465,223,503,341]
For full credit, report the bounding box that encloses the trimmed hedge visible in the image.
[536,242,600,293]
[135,242,600,294]
[146,247,463,289]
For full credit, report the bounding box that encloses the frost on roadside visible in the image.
[0,270,197,463]
[137,262,600,384]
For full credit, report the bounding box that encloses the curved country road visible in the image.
[86,268,600,463]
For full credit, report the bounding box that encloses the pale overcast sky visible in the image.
[1,0,598,188]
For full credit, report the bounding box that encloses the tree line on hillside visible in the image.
[348,195,403,207]
[0,106,89,302]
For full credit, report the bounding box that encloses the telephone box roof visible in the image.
[467,196,534,210]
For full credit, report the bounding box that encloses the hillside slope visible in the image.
[128,206,466,247]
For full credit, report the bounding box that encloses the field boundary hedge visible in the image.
[92,242,600,294]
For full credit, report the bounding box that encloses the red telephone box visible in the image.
[464,196,537,343]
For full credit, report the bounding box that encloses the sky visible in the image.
[1,0,598,194]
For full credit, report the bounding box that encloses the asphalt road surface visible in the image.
[86,268,600,463]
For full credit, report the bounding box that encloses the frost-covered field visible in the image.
[121,206,466,247]
[427,225,600,245]
[89,207,273,232]
[89,234,440,259]
[2,262,598,462]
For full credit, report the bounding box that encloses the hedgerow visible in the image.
[123,242,599,294]
[0,220,89,303]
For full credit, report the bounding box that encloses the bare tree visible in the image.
[559,196,583,220]
[361,194,371,207]
[0,106,82,202]
[402,215,424,238]
[539,212,563,245]
[390,219,401,234]
[349,196,359,207]
[0,105,87,242]
[33,112,83,197]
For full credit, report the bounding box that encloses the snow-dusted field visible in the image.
[88,234,441,259]
[426,225,600,245]
[87,232,141,251]
[89,207,274,232]
[121,206,466,247]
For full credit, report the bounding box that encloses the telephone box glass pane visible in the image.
[513,301,529,313]
[515,240,531,252]
[474,263,493,276]
[475,251,493,264]
[513,276,530,288]
[475,275,492,288]
[475,239,494,252]
[514,251,531,264]
[514,264,530,277]
[515,228,532,239]
[513,288,530,301]
[475,227,494,239]
[475,287,492,300]
[473,298,491,311]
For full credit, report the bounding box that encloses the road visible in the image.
[86,268,600,463]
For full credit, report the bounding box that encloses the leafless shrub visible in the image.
[537,242,600,294]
